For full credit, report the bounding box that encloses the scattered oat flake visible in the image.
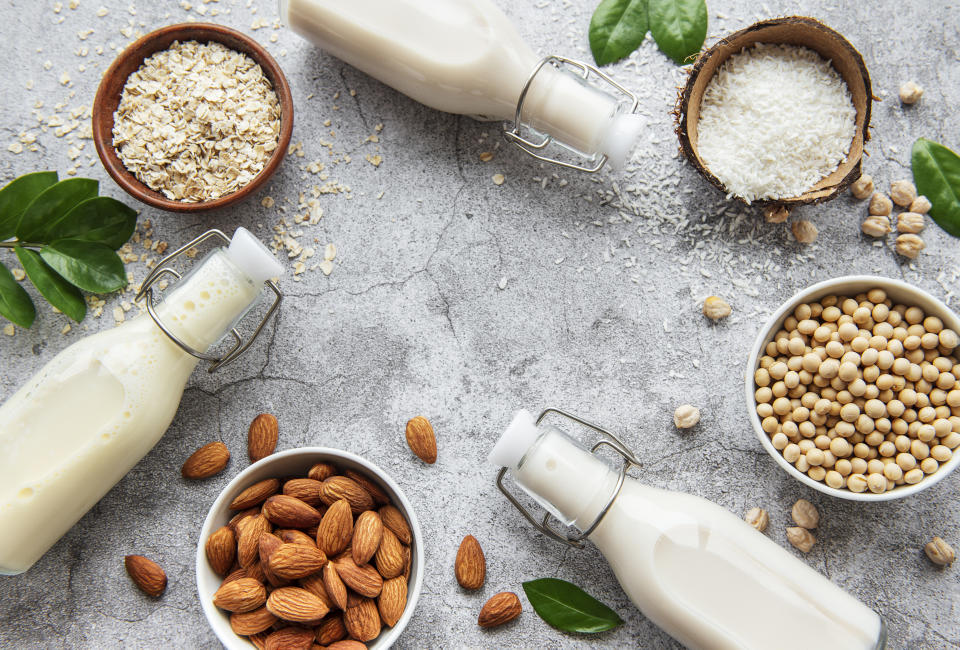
[261,196,275,208]
[498,276,508,290]
[479,151,494,162]
[365,154,382,167]
[319,260,333,276]
[492,173,505,185]
[61,324,72,335]
[8,143,23,154]
[323,243,336,261]
[12,269,26,281]
[3,324,14,336]
[96,6,108,16]
[59,71,71,86]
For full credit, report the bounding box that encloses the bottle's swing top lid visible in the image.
[489,409,540,469]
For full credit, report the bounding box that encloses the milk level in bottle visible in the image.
[0,228,282,575]
[279,0,644,170]
[490,410,886,650]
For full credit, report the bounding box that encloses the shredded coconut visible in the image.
[696,44,856,203]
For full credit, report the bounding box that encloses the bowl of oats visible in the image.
[92,23,293,212]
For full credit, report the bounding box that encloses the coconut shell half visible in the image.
[675,16,873,207]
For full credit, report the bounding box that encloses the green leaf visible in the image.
[589,0,649,66]
[16,178,98,242]
[45,196,138,249]
[0,171,58,240]
[648,0,708,65]
[39,239,127,293]
[522,578,624,633]
[911,137,960,238]
[0,261,36,328]
[15,247,86,323]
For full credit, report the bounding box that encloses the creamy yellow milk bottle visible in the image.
[491,409,887,650]
[0,228,282,574]
[280,0,644,171]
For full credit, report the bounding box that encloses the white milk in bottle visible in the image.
[490,410,886,650]
[0,228,282,574]
[279,0,643,168]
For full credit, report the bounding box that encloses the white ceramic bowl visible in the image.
[746,275,960,501]
[196,448,424,648]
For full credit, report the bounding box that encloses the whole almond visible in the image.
[455,534,485,590]
[352,511,383,566]
[402,544,412,582]
[283,478,324,507]
[228,507,260,532]
[205,526,236,576]
[478,591,522,628]
[264,626,314,650]
[277,529,317,546]
[181,441,230,479]
[248,631,269,650]
[248,413,279,462]
[326,641,368,650]
[213,577,267,613]
[244,560,267,584]
[268,543,328,580]
[319,476,374,514]
[378,505,412,545]
[335,556,383,598]
[262,494,323,528]
[315,614,348,645]
[237,514,272,568]
[344,469,390,505]
[307,462,337,482]
[405,415,437,464]
[229,606,278,636]
[258,533,289,588]
[124,555,167,597]
[343,597,381,642]
[374,527,405,580]
[230,479,281,510]
[266,586,330,623]
[222,567,247,585]
[322,562,348,611]
[378,575,408,627]
[316,499,354,556]
[299,573,334,610]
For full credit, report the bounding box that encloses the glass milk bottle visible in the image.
[0,228,282,574]
[279,0,643,172]
[490,409,887,650]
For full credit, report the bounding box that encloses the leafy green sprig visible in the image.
[0,171,137,328]
[912,138,960,238]
[589,0,708,66]
[522,577,624,633]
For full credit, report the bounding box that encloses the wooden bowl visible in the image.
[675,17,872,207]
[92,23,293,213]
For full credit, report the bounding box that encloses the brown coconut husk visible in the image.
[674,16,873,207]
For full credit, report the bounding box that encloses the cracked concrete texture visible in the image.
[0,0,959,648]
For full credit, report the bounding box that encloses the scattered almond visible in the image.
[478,592,522,628]
[182,441,230,479]
[230,478,281,510]
[405,415,437,464]
[455,534,485,590]
[124,555,167,597]
[205,526,237,576]
[352,511,384,566]
[248,413,279,462]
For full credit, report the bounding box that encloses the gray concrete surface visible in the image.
[1,0,958,647]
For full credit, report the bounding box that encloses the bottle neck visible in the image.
[152,249,262,354]
[510,426,620,532]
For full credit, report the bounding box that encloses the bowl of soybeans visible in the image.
[746,276,960,501]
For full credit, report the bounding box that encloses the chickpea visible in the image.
[904,468,924,484]
[825,470,845,489]
[883,463,903,481]
[931,445,952,462]
[866,473,886,494]
[783,443,801,463]
[920,457,939,474]
[896,453,917,470]
[850,458,868,475]
[847,473,868,492]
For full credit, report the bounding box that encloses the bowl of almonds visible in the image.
[746,276,960,501]
[196,448,423,649]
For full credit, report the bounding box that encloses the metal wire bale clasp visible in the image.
[134,229,282,373]
[495,408,641,548]
[504,55,640,173]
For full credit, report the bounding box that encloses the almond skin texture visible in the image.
[264,626,314,650]
[229,606,278,636]
[230,478,281,510]
[299,573,334,610]
[378,575,408,627]
[323,562,348,611]
[378,505,412,545]
[181,441,230,479]
[228,507,260,532]
[344,469,390,505]
[335,556,383,598]
[268,543,328,580]
[237,514,272,568]
[258,533,290,588]
[352,510,383,566]
[455,534,486,590]
[205,526,236,576]
[124,555,167,597]
[343,597,381,642]
[316,499,354,556]
[283,478,325,507]
[374,527,405,580]
[319,476,374,514]
[307,462,337,482]
[213,577,267,613]
[278,528,317,546]
[315,614,348,645]
[405,415,437,464]
[478,591,522,628]
[248,631,269,650]
[262,494,324,528]
[326,641,368,650]
[266,586,330,623]
[248,413,279,462]
[222,567,247,585]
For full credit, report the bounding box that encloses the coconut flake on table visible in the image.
[696,43,856,203]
